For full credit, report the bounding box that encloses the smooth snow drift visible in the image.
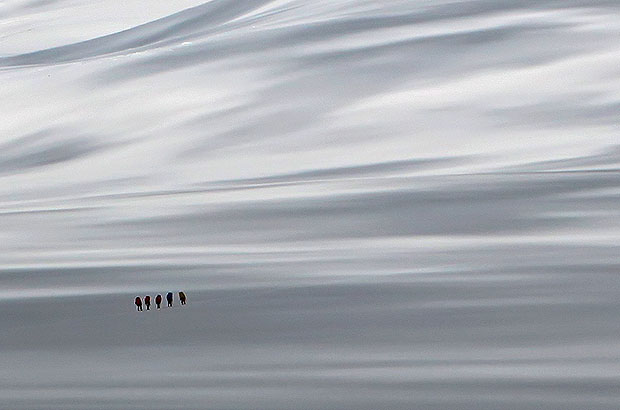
[1,1,620,409]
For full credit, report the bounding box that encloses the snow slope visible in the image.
[1,1,620,409]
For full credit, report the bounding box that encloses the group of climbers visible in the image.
[135,291,186,311]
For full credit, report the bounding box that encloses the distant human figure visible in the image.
[135,296,143,311]
[144,295,151,311]
[179,291,186,305]
[166,292,173,307]
[155,294,162,309]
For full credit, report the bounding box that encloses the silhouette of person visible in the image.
[166,292,173,307]
[135,296,143,311]
[144,295,151,311]
[179,291,186,305]
[155,294,162,309]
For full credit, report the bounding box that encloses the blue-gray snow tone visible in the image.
[1,1,620,409]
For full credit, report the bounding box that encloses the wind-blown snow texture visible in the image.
[1,1,620,409]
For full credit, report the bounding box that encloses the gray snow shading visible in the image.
[1,0,620,409]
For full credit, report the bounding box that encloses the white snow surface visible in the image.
[1,1,620,409]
